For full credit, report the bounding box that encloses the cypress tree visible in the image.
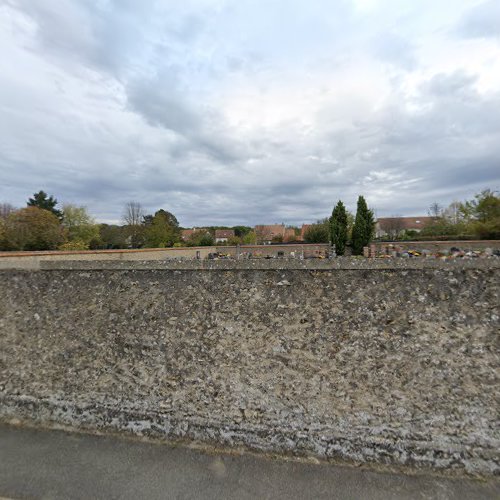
[352,195,374,255]
[330,200,348,255]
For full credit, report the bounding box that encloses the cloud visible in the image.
[0,0,499,227]
[456,0,500,40]
[370,32,417,70]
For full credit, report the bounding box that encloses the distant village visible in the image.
[182,217,435,246]
[1,189,498,252]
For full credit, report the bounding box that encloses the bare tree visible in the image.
[123,201,144,248]
[0,203,15,220]
[428,202,443,220]
[380,216,405,240]
[123,201,144,226]
[443,201,462,225]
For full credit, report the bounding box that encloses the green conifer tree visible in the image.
[330,200,348,255]
[352,195,374,255]
[27,190,63,220]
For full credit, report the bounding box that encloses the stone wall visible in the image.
[0,260,498,475]
[0,244,330,269]
[373,240,500,253]
[0,246,217,269]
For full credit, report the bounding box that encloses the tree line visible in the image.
[1,189,496,252]
[0,192,255,251]
[381,190,500,241]
[0,191,101,251]
[302,195,374,255]
[421,190,500,240]
[0,191,375,253]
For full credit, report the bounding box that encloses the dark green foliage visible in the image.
[98,224,128,249]
[27,190,63,220]
[144,209,181,248]
[142,214,154,226]
[420,190,500,240]
[352,195,374,255]
[330,200,348,255]
[304,219,330,243]
[232,226,252,238]
[186,231,214,246]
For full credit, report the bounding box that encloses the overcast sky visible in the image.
[0,0,499,226]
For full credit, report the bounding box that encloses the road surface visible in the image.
[0,424,498,499]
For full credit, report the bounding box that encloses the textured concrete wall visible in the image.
[373,240,500,252]
[0,261,498,475]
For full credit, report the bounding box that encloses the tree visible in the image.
[142,214,154,226]
[228,235,243,245]
[144,209,181,248]
[428,202,443,220]
[242,231,257,244]
[304,219,330,243]
[27,191,63,220]
[422,190,499,239]
[352,195,374,255]
[0,204,15,249]
[378,216,406,240]
[4,207,63,250]
[123,201,144,248]
[61,204,100,249]
[233,226,252,238]
[0,203,15,220]
[467,189,500,239]
[123,201,144,226]
[186,230,214,247]
[330,200,348,255]
[99,224,128,249]
[470,189,500,223]
[443,201,463,225]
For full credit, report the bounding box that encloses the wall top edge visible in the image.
[1,258,499,271]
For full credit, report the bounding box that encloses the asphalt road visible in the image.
[0,424,498,500]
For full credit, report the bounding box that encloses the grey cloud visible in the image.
[124,69,246,164]
[126,70,199,135]
[7,0,210,79]
[1,1,499,227]
[422,71,478,98]
[455,0,500,39]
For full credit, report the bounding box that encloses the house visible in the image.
[181,229,196,242]
[254,224,286,244]
[215,229,235,243]
[375,216,434,239]
[181,227,211,242]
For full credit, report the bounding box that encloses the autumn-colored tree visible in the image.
[5,207,63,250]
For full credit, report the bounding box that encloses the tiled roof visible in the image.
[255,224,286,237]
[376,217,434,230]
[215,229,235,239]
